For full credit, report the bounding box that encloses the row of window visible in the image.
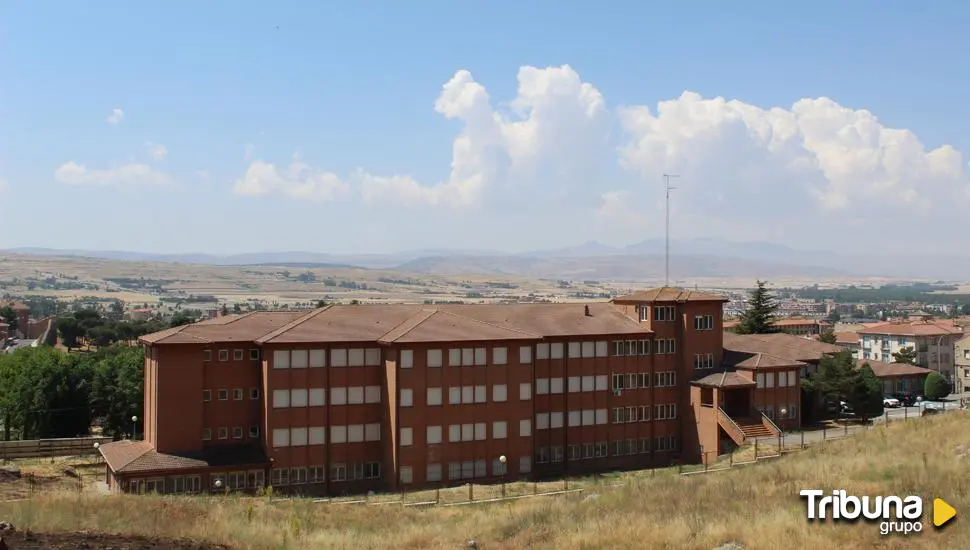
[755,371,799,389]
[535,410,608,429]
[612,404,678,423]
[270,462,381,485]
[270,424,381,447]
[693,353,715,370]
[273,348,382,369]
[611,371,677,390]
[537,435,678,463]
[272,386,381,408]
[536,376,608,394]
[636,305,716,331]
[203,349,260,362]
[203,388,259,402]
[203,426,259,441]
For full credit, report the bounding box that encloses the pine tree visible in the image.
[736,280,778,334]
[892,346,918,365]
[848,364,884,422]
[819,327,837,344]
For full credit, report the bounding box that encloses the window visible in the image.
[756,373,765,388]
[249,425,260,438]
[348,386,364,404]
[581,376,594,392]
[400,388,413,407]
[218,350,229,362]
[250,388,260,400]
[309,349,326,368]
[694,315,714,330]
[273,390,291,409]
[493,458,507,476]
[492,421,507,439]
[595,409,608,425]
[400,350,414,369]
[492,384,507,402]
[330,464,346,482]
[568,376,581,393]
[331,426,347,444]
[365,348,381,366]
[365,385,381,403]
[550,343,564,359]
[474,422,486,441]
[536,343,550,360]
[638,305,650,321]
[273,350,289,369]
[581,409,594,426]
[349,349,365,366]
[289,467,307,485]
[250,349,261,362]
[427,349,443,367]
[777,371,788,387]
[309,426,325,445]
[653,305,676,322]
[272,429,289,447]
[655,371,676,387]
[427,463,443,482]
[427,425,442,444]
[550,412,564,428]
[462,424,474,441]
[519,419,532,437]
[331,349,348,367]
[365,423,381,442]
[202,390,211,402]
[519,456,531,473]
[519,383,532,400]
[218,389,229,401]
[694,353,715,370]
[550,377,564,394]
[399,467,413,484]
[203,350,212,362]
[448,462,462,481]
[291,427,308,446]
[568,342,581,358]
[536,378,549,394]
[474,347,486,366]
[595,375,608,391]
[568,411,581,427]
[474,459,486,478]
[290,389,308,407]
[595,341,608,357]
[536,413,549,430]
[307,466,324,484]
[449,387,462,405]
[474,385,487,403]
[655,403,678,420]
[427,387,442,406]
[449,349,462,366]
[309,388,325,406]
[202,428,211,441]
[519,346,532,364]
[348,424,365,442]
[233,349,244,361]
[449,424,461,443]
[766,373,775,388]
[232,426,243,439]
[655,339,676,354]
[291,350,308,368]
[655,435,678,451]
[493,347,507,365]
[400,427,413,446]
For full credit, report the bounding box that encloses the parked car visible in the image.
[883,396,901,408]
[839,401,855,416]
[893,392,918,407]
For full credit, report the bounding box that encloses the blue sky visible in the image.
[2,2,968,255]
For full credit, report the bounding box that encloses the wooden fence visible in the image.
[0,436,113,460]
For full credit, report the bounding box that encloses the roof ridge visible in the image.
[435,309,543,337]
[105,440,153,471]
[378,308,440,342]
[256,306,334,343]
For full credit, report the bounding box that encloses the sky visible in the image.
[2,2,969,256]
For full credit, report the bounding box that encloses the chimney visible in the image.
[585,305,591,317]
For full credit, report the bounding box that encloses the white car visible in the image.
[883,397,901,408]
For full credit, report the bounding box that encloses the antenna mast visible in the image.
[663,173,680,286]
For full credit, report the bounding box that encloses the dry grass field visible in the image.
[1,413,967,549]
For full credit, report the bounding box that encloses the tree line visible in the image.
[0,344,143,440]
[57,308,169,349]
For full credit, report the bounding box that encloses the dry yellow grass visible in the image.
[2,413,968,549]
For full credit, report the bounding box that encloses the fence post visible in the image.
[823,424,827,440]
[777,433,782,454]
[800,430,805,449]
[844,419,848,436]
[729,450,733,467]
[885,410,889,425]
[533,481,538,495]
[467,483,473,502]
[754,439,759,460]
[563,477,568,491]
[435,487,440,504]
[704,453,709,472]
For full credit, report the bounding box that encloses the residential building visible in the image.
[856,320,964,386]
[722,318,829,337]
[859,359,932,396]
[955,335,970,394]
[0,300,30,338]
[834,331,860,359]
[98,287,927,496]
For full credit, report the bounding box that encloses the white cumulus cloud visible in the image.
[144,142,168,161]
[54,162,172,186]
[232,156,350,202]
[106,108,125,125]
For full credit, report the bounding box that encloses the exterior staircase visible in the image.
[716,408,782,447]
[734,418,774,439]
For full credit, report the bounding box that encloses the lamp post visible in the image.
[213,479,222,495]
[93,442,100,464]
[499,455,507,498]
[131,415,138,439]
[778,408,788,451]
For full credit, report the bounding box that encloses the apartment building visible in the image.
[722,318,829,336]
[99,288,736,495]
[955,335,970,394]
[856,320,963,386]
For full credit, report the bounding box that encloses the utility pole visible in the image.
[663,173,680,286]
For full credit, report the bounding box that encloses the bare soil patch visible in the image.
[2,530,230,549]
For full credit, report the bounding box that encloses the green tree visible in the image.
[170,313,194,327]
[892,346,919,365]
[57,316,82,349]
[924,371,951,400]
[735,280,779,334]
[221,304,229,316]
[825,310,841,323]
[316,299,327,308]
[87,345,144,438]
[802,350,857,402]
[819,328,837,344]
[847,364,884,422]
[0,347,93,439]
[0,306,18,333]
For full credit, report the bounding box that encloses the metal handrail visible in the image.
[758,409,783,435]
[717,407,746,440]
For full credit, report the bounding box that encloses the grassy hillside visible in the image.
[2,413,968,549]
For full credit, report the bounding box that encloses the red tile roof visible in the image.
[612,287,728,303]
[99,439,269,474]
[692,371,757,388]
[835,331,859,345]
[856,321,963,337]
[723,332,843,363]
[857,359,932,378]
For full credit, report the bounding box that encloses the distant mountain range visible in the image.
[4,239,969,281]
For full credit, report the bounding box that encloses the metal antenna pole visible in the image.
[663,173,680,286]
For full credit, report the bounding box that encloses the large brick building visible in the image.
[98,287,914,496]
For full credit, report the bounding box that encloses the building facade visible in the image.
[99,288,920,497]
[856,320,963,387]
